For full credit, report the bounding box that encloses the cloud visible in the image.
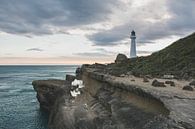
[166,0,195,31]
[87,24,129,46]
[87,0,195,46]
[0,0,121,35]
[0,0,194,47]
[26,48,44,52]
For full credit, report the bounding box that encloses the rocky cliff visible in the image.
[32,65,195,129]
[79,64,195,128]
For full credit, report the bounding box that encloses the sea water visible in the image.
[0,65,78,129]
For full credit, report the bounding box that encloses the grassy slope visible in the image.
[109,33,195,78]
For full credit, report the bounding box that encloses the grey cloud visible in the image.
[167,0,195,31]
[0,0,194,47]
[26,48,44,52]
[87,24,129,46]
[87,21,169,46]
[0,0,121,35]
[88,0,195,46]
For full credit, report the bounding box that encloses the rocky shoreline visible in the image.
[32,63,195,129]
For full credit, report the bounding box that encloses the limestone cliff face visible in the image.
[32,79,71,111]
[79,65,195,128]
[32,65,195,129]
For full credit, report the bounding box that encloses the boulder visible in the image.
[143,77,149,83]
[152,80,166,87]
[182,85,193,91]
[66,74,76,82]
[165,81,175,87]
[115,54,128,64]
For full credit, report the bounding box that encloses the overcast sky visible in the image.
[0,0,194,64]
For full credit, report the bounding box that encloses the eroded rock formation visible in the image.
[32,65,195,129]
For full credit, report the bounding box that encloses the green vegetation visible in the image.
[108,33,195,79]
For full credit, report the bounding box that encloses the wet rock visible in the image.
[152,80,166,87]
[165,81,175,87]
[66,74,76,82]
[143,77,149,83]
[182,85,194,91]
[115,54,128,64]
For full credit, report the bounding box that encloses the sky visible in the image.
[0,0,194,65]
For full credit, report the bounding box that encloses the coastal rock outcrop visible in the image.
[143,76,149,82]
[33,79,173,129]
[183,85,194,91]
[165,81,175,87]
[78,65,195,128]
[152,80,166,87]
[32,65,195,129]
[115,54,128,64]
[32,79,71,111]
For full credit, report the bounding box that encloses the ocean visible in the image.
[0,65,78,129]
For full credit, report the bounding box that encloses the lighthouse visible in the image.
[130,30,137,58]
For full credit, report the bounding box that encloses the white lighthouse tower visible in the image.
[130,30,137,58]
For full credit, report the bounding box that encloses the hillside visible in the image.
[106,32,195,79]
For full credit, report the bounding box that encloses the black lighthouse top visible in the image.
[131,30,136,36]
